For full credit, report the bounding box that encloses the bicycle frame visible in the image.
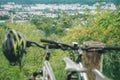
[41,45,56,80]
[42,61,56,80]
[29,43,56,80]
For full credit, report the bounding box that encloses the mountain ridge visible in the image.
[0,0,120,5]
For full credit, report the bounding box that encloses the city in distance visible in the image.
[0,0,119,22]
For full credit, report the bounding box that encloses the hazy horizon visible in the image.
[0,0,120,5]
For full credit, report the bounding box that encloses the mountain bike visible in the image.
[40,39,120,80]
[3,30,120,80]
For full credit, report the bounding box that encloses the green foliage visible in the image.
[58,12,73,28]
[103,51,120,79]
[31,13,72,37]
[31,16,57,37]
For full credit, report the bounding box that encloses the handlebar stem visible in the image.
[45,45,51,61]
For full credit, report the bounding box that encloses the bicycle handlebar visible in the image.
[27,39,120,52]
[27,41,45,48]
[41,39,73,49]
[40,39,120,52]
[27,40,61,49]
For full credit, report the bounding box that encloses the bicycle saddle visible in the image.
[63,57,87,72]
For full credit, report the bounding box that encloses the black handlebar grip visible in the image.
[41,39,58,44]
[104,47,120,51]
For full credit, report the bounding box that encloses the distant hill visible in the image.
[0,0,120,5]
